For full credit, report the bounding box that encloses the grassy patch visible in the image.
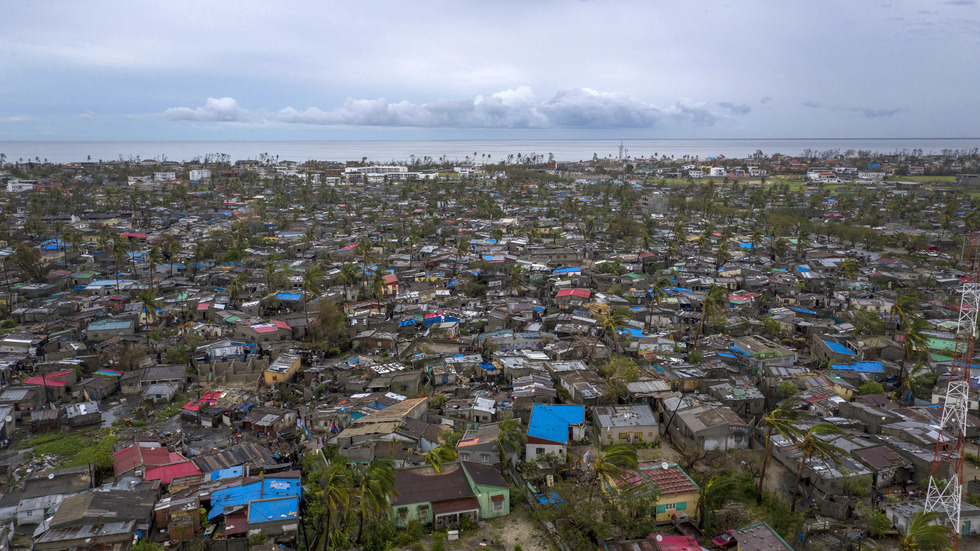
[154,393,190,422]
[896,175,955,182]
[18,427,118,468]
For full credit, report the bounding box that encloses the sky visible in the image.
[1,0,978,141]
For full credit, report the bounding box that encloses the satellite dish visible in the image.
[48,473,54,479]
[656,535,663,542]
[661,461,670,470]
[4,416,11,423]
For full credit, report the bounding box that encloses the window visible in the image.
[619,433,628,440]
[398,507,408,520]
[664,502,676,511]
[460,452,470,461]
[480,453,492,463]
[419,505,429,517]
[492,497,504,512]
[536,447,545,457]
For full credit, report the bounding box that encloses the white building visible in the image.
[709,167,727,177]
[189,169,211,182]
[5,179,36,193]
[344,165,408,176]
[154,172,176,182]
[687,170,704,179]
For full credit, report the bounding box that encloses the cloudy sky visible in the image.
[2,0,978,141]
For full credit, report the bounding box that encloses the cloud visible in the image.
[79,111,96,120]
[802,101,901,118]
[159,88,735,129]
[162,97,251,122]
[1,116,28,122]
[717,101,752,115]
[944,0,975,5]
[760,97,772,104]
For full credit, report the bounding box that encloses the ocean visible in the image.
[1,138,979,164]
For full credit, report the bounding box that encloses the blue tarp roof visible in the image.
[553,267,582,274]
[718,352,736,358]
[276,292,302,301]
[209,477,301,520]
[399,319,416,327]
[480,362,495,371]
[528,404,584,444]
[248,496,299,524]
[823,340,857,356]
[211,466,244,480]
[791,307,817,315]
[618,327,644,338]
[830,361,885,374]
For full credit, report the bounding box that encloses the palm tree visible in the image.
[900,317,929,385]
[227,272,247,307]
[303,265,324,328]
[790,422,846,512]
[771,238,789,263]
[110,236,127,291]
[146,246,161,291]
[587,443,638,501]
[319,461,352,551]
[494,416,525,475]
[588,308,630,361]
[371,269,386,302]
[699,471,752,532]
[355,240,376,272]
[696,285,728,345]
[649,276,671,306]
[454,237,470,277]
[750,227,764,256]
[840,258,859,281]
[352,457,397,543]
[138,289,160,345]
[756,397,803,504]
[508,265,526,295]
[899,510,953,551]
[891,292,922,330]
[422,444,458,473]
[894,361,930,405]
[340,263,360,301]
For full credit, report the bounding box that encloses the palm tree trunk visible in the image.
[588,328,606,361]
[790,454,807,513]
[321,507,333,551]
[756,427,773,505]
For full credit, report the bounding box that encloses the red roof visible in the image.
[183,391,224,412]
[121,232,149,239]
[657,535,701,551]
[251,323,278,334]
[272,320,291,330]
[556,288,591,299]
[23,369,74,388]
[634,462,699,497]
[197,302,210,311]
[383,274,399,284]
[113,445,173,476]
[144,460,202,484]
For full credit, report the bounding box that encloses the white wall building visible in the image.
[189,169,211,182]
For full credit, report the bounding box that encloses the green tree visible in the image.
[340,262,360,301]
[318,461,352,551]
[588,443,638,501]
[858,380,884,395]
[757,396,802,504]
[696,285,728,345]
[699,471,755,533]
[422,444,458,473]
[777,380,799,398]
[494,415,526,475]
[790,423,846,512]
[588,308,630,361]
[12,243,49,283]
[894,361,934,404]
[352,457,397,543]
[899,510,953,551]
[840,258,859,281]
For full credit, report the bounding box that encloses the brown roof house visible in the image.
[390,462,509,530]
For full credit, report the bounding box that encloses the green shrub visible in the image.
[431,531,447,551]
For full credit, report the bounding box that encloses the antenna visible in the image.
[924,232,980,551]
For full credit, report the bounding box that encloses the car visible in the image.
[712,529,738,548]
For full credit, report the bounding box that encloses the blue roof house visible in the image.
[814,338,859,365]
[525,404,585,463]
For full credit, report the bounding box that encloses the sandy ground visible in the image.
[401,506,552,551]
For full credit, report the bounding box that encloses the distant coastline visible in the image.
[2,137,980,164]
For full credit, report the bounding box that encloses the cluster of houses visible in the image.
[0,150,977,549]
